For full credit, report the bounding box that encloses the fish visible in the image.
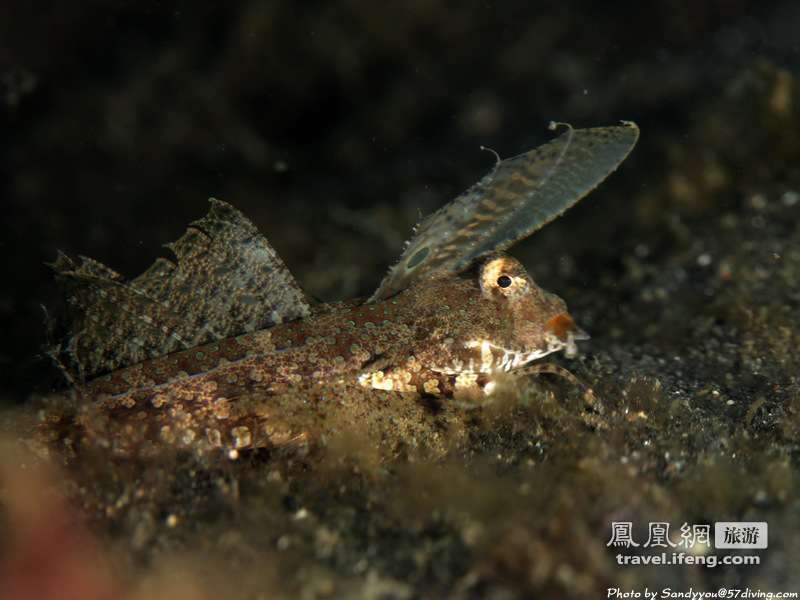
[44,122,639,457]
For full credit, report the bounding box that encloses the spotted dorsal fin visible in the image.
[370,122,639,301]
[50,198,310,381]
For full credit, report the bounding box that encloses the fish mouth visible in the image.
[432,341,555,374]
[452,333,586,374]
[433,317,590,375]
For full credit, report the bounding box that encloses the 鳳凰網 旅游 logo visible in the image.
[606,520,766,569]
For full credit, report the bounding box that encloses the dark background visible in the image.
[3,3,800,597]
[1,0,797,400]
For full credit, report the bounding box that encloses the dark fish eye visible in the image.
[497,275,512,288]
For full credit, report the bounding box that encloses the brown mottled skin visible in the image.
[57,255,585,457]
[41,125,640,459]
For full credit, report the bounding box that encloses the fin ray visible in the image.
[371,122,639,301]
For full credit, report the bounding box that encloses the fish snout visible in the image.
[545,313,590,343]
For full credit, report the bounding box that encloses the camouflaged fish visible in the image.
[47,122,638,455]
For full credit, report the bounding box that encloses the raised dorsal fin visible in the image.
[370,122,639,301]
[50,198,310,381]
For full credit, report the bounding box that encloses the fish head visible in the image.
[418,254,588,374]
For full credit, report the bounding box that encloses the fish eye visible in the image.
[496,275,512,288]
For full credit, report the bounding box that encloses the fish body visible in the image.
[46,123,638,456]
[73,254,582,454]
